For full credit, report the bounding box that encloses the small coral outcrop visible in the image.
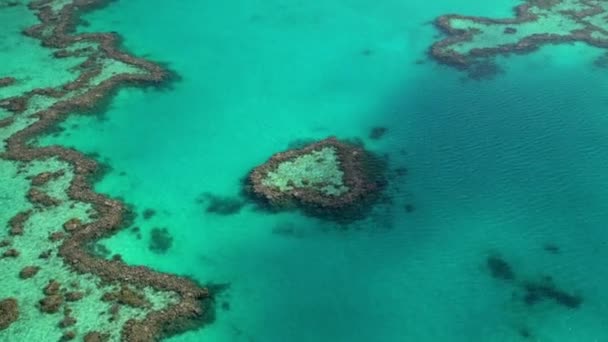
[0,298,19,330]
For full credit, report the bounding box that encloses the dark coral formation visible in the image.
[39,249,53,259]
[486,255,515,281]
[430,0,608,74]
[522,279,582,308]
[31,170,65,186]
[60,330,76,341]
[0,1,210,340]
[369,127,388,140]
[39,294,63,314]
[142,208,156,220]
[8,210,32,236]
[130,226,142,240]
[2,248,20,258]
[543,243,561,254]
[518,326,532,339]
[27,188,61,207]
[466,60,503,81]
[0,96,27,113]
[0,77,16,88]
[19,266,41,279]
[149,227,174,254]
[593,52,608,68]
[485,254,582,309]
[0,298,19,330]
[197,193,245,215]
[84,332,110,342]
[247,137,386,220]
[64,291,85,302]
[44,280,61,296]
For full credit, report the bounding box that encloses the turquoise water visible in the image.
[38,0,608,341]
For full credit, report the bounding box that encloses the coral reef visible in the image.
[431,0,608,76]
[247,137,385,219]
[0,0,210,340]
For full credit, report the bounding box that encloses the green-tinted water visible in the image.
[4,0,608,341]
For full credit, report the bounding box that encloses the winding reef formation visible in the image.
[0,0,208,341]
[248,137,385,219]
[431,0,608,73]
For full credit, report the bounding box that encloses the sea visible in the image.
[20,0,608,340]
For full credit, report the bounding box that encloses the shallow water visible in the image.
[7,0,608,341]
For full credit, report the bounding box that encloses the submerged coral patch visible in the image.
[522,279,582,308]
[485,253,582,309]
[196,193,245,216]
[149,227,174,254]
[543,243,561,254]
[142,208,156,220]
[369,127,388,140]
[486,255,515,281]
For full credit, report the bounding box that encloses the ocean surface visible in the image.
[33,0,608,341]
